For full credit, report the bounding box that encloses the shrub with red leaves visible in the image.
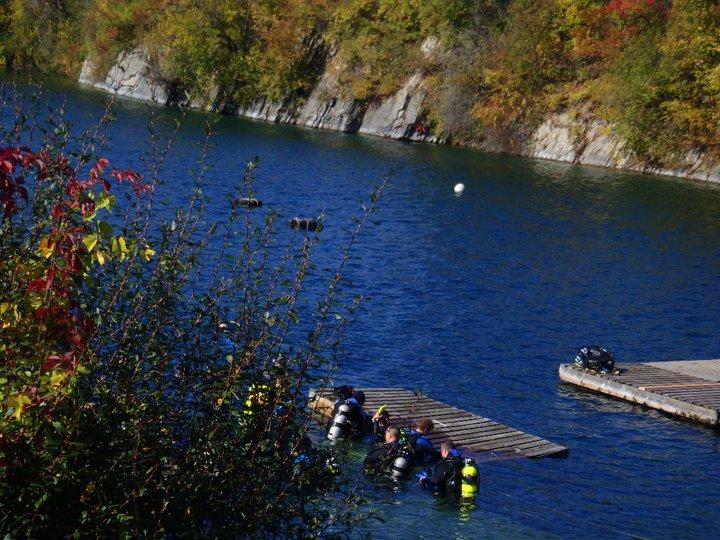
[1,87,377,538]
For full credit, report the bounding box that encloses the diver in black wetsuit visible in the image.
[363,427,402,471]
[327,390,372,440]
[418,440,464,496]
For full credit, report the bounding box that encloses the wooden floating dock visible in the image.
[310,387,568,459]
[559,360,720,426]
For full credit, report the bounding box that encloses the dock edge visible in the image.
[559,364,719,426]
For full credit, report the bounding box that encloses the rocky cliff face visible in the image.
[524,112,720,183]
[78,44,719,183]
[80,50,169,104]
[233,40,441,142]
[236,53,366,132]
[79,40,443,145]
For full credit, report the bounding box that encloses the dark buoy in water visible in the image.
[237,197,262,208]
[290,217,320,231]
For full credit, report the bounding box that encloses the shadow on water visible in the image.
[3,72,720,538]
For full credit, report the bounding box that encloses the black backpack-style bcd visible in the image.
[574,346,615,372]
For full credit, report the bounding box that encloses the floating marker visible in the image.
[237,197,262,208]
[454,183,465,194]
[290,217,320,231]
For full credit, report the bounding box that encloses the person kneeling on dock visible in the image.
[418,441,464,496]
[364,427,412,477]
[408,418,440,463]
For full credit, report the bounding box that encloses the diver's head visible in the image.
[385,426,400,444]
[416,417,434,434]
[352,390,366,406]
[441,440,455,459]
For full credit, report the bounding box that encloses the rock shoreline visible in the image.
[79,47,720,184]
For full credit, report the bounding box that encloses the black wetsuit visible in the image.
[422,450,463,495]
[364,441,402,471]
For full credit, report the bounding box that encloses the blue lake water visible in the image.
[4,75,720,538]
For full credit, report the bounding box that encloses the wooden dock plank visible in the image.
[469,436,544,453]
[430,430,519,446]
[559,361,720,426]
[428,423,515,437]
[374,404,467,416]
[458,431,537,446]
[521,443,570,458]
[310,387,568,458]
[644,360,720,382]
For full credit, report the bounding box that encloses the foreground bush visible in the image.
[0,87,382,537]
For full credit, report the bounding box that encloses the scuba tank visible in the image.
[391,451,412,478]
[461,458,479,498]
[327,402,352,441]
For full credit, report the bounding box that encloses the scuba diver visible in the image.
[363,427,413,478]
[407,418,440,464]
[327,389,371,440]
[292,435,339,476]
[418,440,477,497]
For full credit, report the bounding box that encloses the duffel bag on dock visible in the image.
[574,346,615,372]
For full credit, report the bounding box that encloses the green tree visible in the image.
[0,0,85,74]
[655,1,720,158]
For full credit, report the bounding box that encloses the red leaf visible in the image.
[27,278,47,293]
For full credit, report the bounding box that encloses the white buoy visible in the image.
[454,183,465,194]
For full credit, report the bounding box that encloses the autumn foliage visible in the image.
[1,1,719,164]
[0,90,377,536]
[1,145,150,428]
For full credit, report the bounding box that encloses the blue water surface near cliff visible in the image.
[4,75,720,539]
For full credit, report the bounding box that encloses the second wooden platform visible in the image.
[559,360,720,426]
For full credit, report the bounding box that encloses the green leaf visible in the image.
[96,192,115,212]
[98,221,112,237]
[83,234,98,252]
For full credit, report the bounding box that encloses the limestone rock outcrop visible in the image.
[523,111,718,182]
[80,50,168,104]
[78,44,719,183]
